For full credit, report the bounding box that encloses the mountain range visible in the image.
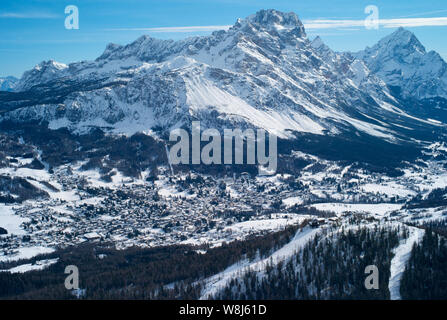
[0,9,446,171]
[1,9,447,300]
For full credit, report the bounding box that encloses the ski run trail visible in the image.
[388,225,425,300]
[199,226,319,299]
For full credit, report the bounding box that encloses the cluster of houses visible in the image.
[1,153,443,258]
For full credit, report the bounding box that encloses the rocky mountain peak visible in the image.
[378,27,426,54]
[14,60,68,92]
[355,27,447,99]
[234,9,306,38]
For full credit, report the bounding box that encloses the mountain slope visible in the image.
[355,27,447,100]
[0,76,18,92]
[1,10,441,145]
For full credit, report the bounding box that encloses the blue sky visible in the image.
[1,0,447,77]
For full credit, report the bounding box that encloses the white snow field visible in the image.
[388,226,425,300]
[1,258,59,274]
[0,204,29,236]
[310,203,402,217]
[0,246,55,263]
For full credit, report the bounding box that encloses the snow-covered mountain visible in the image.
[1,11,447,298]
[13,60,68,92]
[0,9,444,144]
[0,76,18,92]
[355,27,447,100]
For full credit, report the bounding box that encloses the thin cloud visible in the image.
[0,12,60,19]
[107,17,447,34]
[303,17,447,29]
[398,10,447,18]
[107,25,233,33]
[380,17,447,28]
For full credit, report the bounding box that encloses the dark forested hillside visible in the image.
[0,224,300,299]
[400,229,447,299]
[214,226,406,300]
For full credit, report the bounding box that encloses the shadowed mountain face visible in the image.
[354,27,447,124]
[0,76,18,92]
[355,27,447,100]
[0,9,446,170]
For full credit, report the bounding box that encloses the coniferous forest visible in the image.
[214,226,406,300]
[2,221,447,300]
[0,224,300,299]
[400,228,447,299]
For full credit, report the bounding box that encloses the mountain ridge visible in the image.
[0,9,445,147]
[354,27,447,100]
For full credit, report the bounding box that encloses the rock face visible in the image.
[0,9,445,143]
[13,60,68,92]
[0,76,18,92]
[355,27,447,100]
